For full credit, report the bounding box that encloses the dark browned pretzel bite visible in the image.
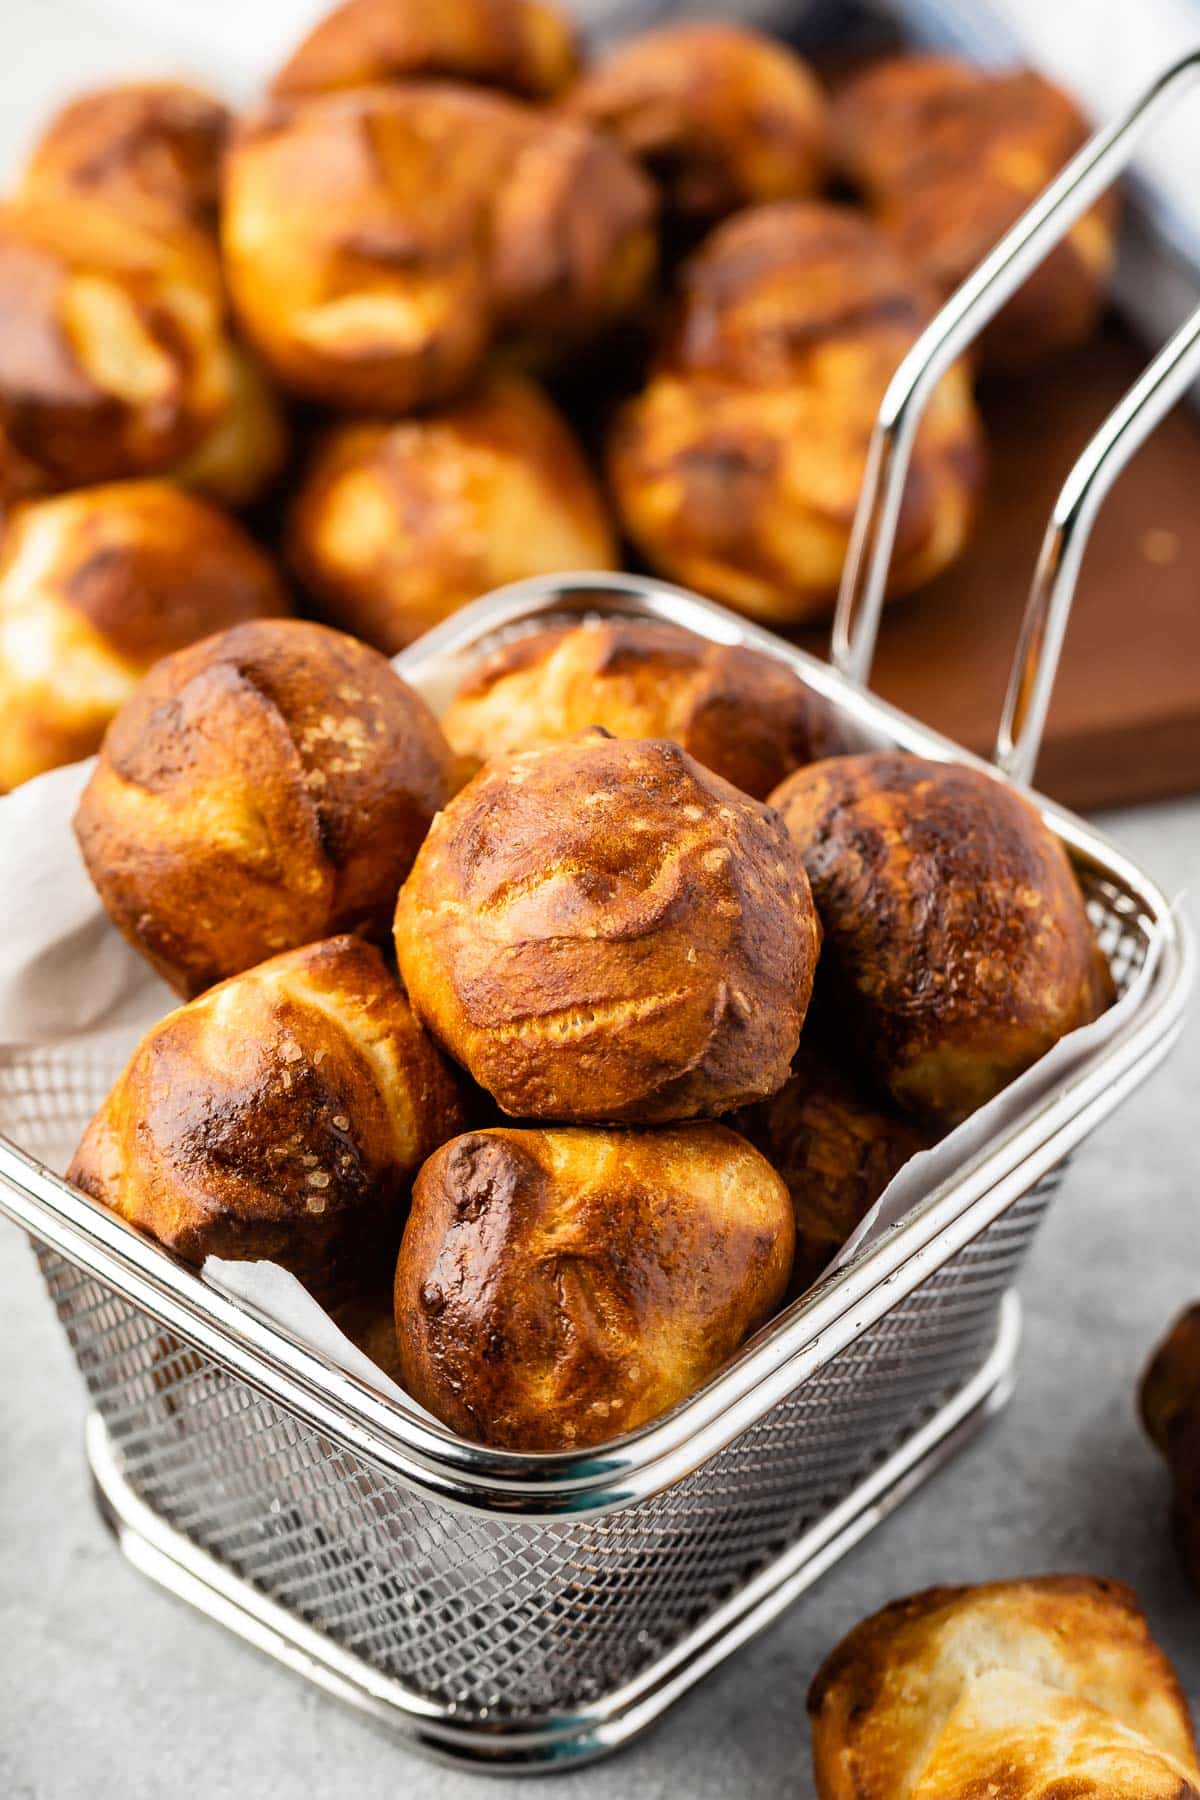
[771,752,1113,1127]
[0,193,232,485]
[22,81,231,232]
[395,1123,794,1449]
[831,54,1117,367]
[70,936,464,1299]
[441,616,846,798]
[75,617,455,997]
[1141,1304,1200,1588]
[394,733,820,1122]
[736,1044,928,1297]
[808,1576,1200,1800]
[608,201,983,626]
[286,373,616,654]
[221,84,656,411]
[270,0,578,102]
[0,481,289,794]
[565,22,827,227]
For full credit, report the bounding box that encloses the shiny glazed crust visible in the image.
[286,374,616,655]
[1141,1306,1200,1587]
[221,84,655,411]
[831,55,1117,367]
[735,1045,927,1296]
[74,617,454,997]
[608,202,983,625]
[0,481,289,793]
[394,733,820,1122]
[270,0,578,101]
[808,1576,1200,1800]
[394,1123,795,1449]
[770,752,1114,1126]
[566,21,827,224]
[69,936,465,1297]
[441,616,846,798]
[22,81,231,231]
[0,193,232,483]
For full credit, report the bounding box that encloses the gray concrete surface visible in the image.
[2,794,1198,1798]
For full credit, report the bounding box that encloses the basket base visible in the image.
[86,1292,1020,1775]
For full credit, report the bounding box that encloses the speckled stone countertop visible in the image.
[2,795,1197,1799]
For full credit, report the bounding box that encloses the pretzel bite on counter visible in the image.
[0,482,288,794]
[808,1576,1200,1800]
[1141,1305,1200,1588]
[770,753,1114,1128]
[270,0,577,101]
[394,733,820,1122]
[221,85,655,412]
[608,202,983,626]
[75,618,454,997]
[565,22,827,227]
[69,936,465,1298]
[395,1124,794,1449]
[22,81,231,232]
[441,616,845,798]
[831,55,1116,367]
[0,193,231,484]
[286,374,616,654]
[736,1046,928,1297]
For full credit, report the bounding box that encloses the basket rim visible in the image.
[0,574,1192,1517]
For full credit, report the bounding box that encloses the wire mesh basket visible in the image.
[0,50,1197,1774]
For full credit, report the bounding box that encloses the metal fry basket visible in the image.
[1,52,1197,1774]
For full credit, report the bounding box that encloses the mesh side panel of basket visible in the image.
[12,871,1145,1720]
[34,1179,1053,1719]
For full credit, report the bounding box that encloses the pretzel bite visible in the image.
[74,618,454,997]
[736,1045,927,1297]
[441,616,845,798]
[69,936,464,1298]
[566,22,827,227]
[271,0,577,101]
[770,752,1113,1127]
[1141,1305,1200,1587]
[608,202,983,626]
[172,343,290,510]
[221,85,655,411]
[394,732,820,1122]
[22,81,231,232]
[0,193,231,484]
[286,374,615,653]
[395,1123,794,1449]
[0,482,288,794]
[808,1576,1199,1800]
[831,55,1116,367]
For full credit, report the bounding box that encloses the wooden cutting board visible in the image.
[793,322,1200,811]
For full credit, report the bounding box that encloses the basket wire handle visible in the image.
[996,297,1200,783]
[831,46,1200,765]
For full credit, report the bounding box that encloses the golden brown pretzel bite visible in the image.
[395,1123,794,1449]
[608,202,983,626]
[771,752,1113,1126]
[394,733,820,1122]
[75,617,454,997]
[441,615,845,798]
[831,54,1117,367]
[270,0,577,102]
[566,22,827,226]
[286,373,615,654]
[70,936,464,1299]
[221,85,655,411]
[0,481,288,793]
[808,1576,1199,1800]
